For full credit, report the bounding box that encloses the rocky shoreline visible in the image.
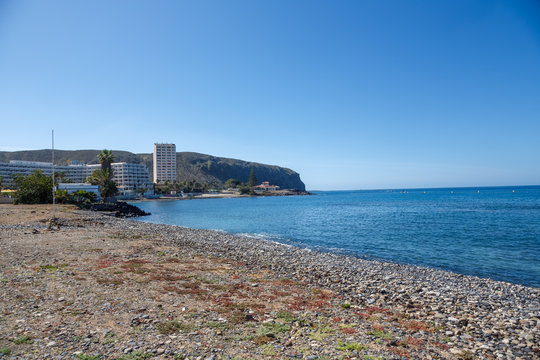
[1,205,538,359]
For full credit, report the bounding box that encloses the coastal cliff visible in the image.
[0,150,306,191]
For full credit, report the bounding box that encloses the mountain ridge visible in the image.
[0,150,306,191]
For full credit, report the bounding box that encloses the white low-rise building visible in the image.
[57,183,101,201]
[0,160,153,195]
[85,162,154,195]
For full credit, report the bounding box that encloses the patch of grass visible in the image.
[260,343,277,356]
[0,347,11,355]
[113,351,153,360]
[341,303,351,309]
[40,264,68,272]
[309,327,335,341]
[276,311,297,323]
[257,322,290,336]
[368,329,395,340]
[205,321,228,330]
[122,260,151,274]
[103,332,117,344]
[76,354,102,360]
[253,335,273,345]
[156,320,194,334]
[228,310,248,324]
[12,335,33,344]
[336,341,368,351]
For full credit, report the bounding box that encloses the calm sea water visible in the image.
[131,186,540,288]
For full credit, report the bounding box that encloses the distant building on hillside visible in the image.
[153,143,176,183]
[252,181,280,192]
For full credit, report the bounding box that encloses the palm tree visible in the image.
[87,169,117,200]
[97,149,115,173]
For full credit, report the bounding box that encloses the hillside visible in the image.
[0,150,306,191]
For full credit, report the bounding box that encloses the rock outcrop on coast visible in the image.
[0,205,538,359]
[0,150,306,191]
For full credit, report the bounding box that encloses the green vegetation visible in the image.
[156,320,194,334]
[12,335,33,344]
[56,189,97,205]
[260,343,277,356]
[309,327,335,341]
[247,167,258,187]
[224,178,241,188]
[368,329,395,340]
[0,347,11,355]
[40,263,68,272]
[336,341,368,351]
[341,303,351,309]
[97,149,114,173]
[276,311,297,323]
[76,354,101,360]
[85,149,117,199]
[257,322,290,337]
[13,170,53,204]
[205,321,228,330]
[87,169,117,199]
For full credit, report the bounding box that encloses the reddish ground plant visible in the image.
[402,336,425,348]
[389,346,411,358]
[400,320,434,332]
[364,306,393,315]
[95,255,119,269]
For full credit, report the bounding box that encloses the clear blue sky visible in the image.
[1,0,539,190]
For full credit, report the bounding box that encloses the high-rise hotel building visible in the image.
[153,143,177,183]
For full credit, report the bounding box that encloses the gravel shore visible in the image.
[1,205,538,359]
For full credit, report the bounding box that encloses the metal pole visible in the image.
[52,129,55,220]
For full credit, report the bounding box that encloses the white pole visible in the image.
[52,129,55,220]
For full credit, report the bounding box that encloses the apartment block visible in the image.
[0,160,153,195]
[153,143,176,183]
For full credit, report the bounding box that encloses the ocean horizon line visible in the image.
[309,184,540,192]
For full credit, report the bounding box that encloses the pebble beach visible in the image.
[0,204,538,359]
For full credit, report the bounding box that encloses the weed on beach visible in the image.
[11,335,33,344]
[156,320,194,334]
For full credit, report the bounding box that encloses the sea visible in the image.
[131,186,540,288]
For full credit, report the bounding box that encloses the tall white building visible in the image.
[153,143,176,183]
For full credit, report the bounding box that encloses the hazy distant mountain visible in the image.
[0,150,306,191]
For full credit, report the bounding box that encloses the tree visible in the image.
[247,168,258,187]
[87,169,117,200]
[13,170,53,204]
[225,178,241,188]
[97,149,115,173]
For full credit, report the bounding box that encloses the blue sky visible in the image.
[0,0,539,190]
